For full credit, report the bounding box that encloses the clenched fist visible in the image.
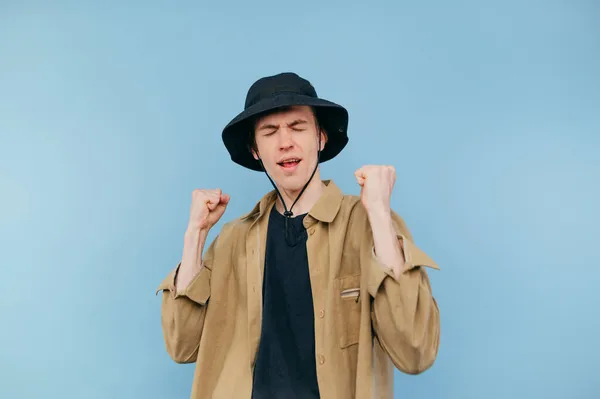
[354,165,396,214]
[188,188,230,232]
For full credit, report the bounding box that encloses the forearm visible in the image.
[176,227,209,294]
[368,209,405,279]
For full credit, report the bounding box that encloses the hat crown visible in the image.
[245,72,317,109]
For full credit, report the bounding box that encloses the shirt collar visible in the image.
[240,179,344,223]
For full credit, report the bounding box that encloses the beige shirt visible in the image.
[156,179,440,399]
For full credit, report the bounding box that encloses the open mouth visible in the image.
[277,158,302,169]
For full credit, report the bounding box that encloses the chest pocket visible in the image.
[336,274,362,349]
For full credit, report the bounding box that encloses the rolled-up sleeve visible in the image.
[156,237,217,364]
[364,212,441,374]
[157,264,212,304]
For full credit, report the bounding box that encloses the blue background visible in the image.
[1,1,599,398]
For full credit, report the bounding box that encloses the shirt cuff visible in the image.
[156,266,178,296]
[367,235,439,298]
[156,263,212,305]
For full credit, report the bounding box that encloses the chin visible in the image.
[275,174,306,192]
[263,169,303,191]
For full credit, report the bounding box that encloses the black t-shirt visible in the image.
[251,206,321,399]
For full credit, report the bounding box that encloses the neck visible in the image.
[275,171,325,216]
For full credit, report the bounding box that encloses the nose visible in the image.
[278,128,294,151]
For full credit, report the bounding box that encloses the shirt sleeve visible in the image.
[155,235,217,363]
[362,210,441,375]
[156,262,212,305]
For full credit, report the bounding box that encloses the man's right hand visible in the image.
[188,189,230,233]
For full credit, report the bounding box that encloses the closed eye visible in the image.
[258,123,279,136]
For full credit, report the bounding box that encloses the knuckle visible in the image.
[206,189,221,197]
[192,190,203,201]
[193,189,217,204]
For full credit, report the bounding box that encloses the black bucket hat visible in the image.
[222,72,349,171]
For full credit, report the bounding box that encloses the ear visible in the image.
[248,130,260,160]
[319,129,328,152]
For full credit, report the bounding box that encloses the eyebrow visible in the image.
[257,123,279,131]
[288,119,308,127]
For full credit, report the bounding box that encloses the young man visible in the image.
[156,72,440,399]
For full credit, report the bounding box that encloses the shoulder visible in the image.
[337,193,413,240]
[218,214,254,240]
[337,194,364,223]
[336,194,373,225]
[327,194,369,243]
[213,196,267,241]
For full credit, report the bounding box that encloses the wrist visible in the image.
[185,225,210,239]
[366,205,391,223]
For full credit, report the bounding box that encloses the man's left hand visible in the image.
[354,165,396,216]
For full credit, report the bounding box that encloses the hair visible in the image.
[247,106,326,154]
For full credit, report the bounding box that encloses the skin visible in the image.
[175,106,406,294]
[355,164,406,279]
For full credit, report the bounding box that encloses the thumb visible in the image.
[213,200,229,219]
[354,168,366,186]
[206,201,218,211]
[206,196,220,211]
[215,194,230,213]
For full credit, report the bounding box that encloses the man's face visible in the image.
[252,106,326,192]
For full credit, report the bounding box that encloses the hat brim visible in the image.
[222,93,349,171]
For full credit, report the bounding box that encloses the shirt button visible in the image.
[319,309,325,318]
[318,355,325,365]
